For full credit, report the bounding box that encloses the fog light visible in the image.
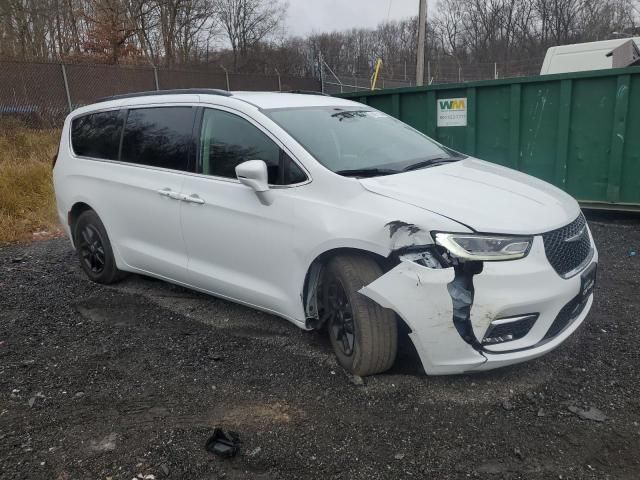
[482,314,539,345]
[483,333,515,345]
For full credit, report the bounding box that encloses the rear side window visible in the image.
[71,110,122,160]
[200,108,307,185]
[121,107,195,171]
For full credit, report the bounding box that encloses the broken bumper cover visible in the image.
[359,235,598,375]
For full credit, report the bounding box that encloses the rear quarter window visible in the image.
[71,110,123,160]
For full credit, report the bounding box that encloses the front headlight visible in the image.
[434,233,532,261]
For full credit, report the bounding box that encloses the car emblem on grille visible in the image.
[563,225,587,243]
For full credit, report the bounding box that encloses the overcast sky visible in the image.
[285,0,430,37]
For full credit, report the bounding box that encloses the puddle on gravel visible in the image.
[75,295,153,328]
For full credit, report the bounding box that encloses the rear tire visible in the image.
[322,254,398,376]
[73,210,127,284]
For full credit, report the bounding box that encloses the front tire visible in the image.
[73,210,127,284]
[322,254,398,376]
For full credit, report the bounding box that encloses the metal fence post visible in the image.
[322,57,345,93]
[319,53,325,93]
[60,63,72,112]
[220,65,230,91]
[153,66,160,90]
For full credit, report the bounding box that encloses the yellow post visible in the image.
[371,59,383,90]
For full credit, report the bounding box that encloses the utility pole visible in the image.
[416,0,427,86]
[319,52,325,93]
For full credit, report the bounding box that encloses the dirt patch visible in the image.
[222,402,301,428]
[1,215,639,479]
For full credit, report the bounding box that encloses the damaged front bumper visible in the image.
[359,235,598,375]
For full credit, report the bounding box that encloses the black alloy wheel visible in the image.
[73,209,127,284]
[323,277,356,357]
[77,224,106,274]
[320,254,398,376]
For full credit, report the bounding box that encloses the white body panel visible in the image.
[53,123,191,283]
[541,38,640,74]
[360,158,580,234]
[360,233,597,375]
[180,174,302,321]
[53,91,598,375]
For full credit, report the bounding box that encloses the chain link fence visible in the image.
[0,59,321,128]
[1,57,546,127]
[322,57,545,94]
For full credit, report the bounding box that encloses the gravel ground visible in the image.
[1,215,639,479]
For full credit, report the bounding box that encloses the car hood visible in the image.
[359,158,581,235]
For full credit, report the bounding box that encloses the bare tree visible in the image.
[0,0,639,84]
[215,0,287,70]
[82,0,140,63]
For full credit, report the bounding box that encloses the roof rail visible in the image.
[96,88,232,103]
[280,90,330,97]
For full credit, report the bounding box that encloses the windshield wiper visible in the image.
[335,167,399,178]
[402,156,461,172]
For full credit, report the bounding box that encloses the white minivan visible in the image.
[53,89,598,376]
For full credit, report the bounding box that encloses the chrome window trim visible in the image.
[67,155,192,176]
[67,155,310,189]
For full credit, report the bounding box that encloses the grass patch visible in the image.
[0,118,61,244]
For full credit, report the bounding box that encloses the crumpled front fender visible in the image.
[359,260,487,375]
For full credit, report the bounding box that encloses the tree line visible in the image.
[1,0,638,80]
[305,0,639,80]
[0,0,286,68]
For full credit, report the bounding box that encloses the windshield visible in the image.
[265,106,463,176]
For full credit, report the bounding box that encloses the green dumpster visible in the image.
[337,66,640,211]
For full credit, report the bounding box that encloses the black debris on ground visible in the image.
[0,216,639,479]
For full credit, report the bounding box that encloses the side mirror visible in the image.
[236,160,270,193]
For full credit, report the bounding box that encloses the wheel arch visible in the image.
[67,202,95,246]
[301,245,400,329]
[67,201,113,256]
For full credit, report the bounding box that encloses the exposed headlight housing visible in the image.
[434,233,532,261]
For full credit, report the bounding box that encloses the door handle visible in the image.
[183,194,205,205]
[157,188,183,200]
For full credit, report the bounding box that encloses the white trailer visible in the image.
[540,38,640,75]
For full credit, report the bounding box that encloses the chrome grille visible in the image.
[541,214,592,277]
